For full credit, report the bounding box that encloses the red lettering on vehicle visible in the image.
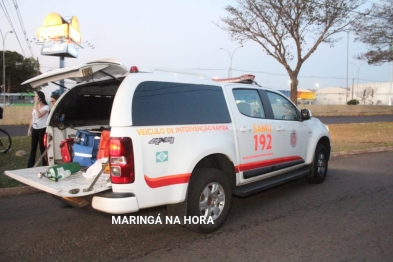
[253,134,272,151]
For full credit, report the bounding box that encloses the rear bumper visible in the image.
[92,191,139,214]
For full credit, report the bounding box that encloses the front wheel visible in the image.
[0,129,12,154]
[306,144,328,184]
[186,168,232,234]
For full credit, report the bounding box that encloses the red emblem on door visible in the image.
[291,130,297,147]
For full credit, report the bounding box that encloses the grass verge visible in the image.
[328,122,393,152]
[0,136,30,188]
[1,122,393,188]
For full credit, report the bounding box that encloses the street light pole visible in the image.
[349,62,366,100]
[388,42,393,106]
[346,31,349,94]
[1,30,13,107]
[220,45,243,77]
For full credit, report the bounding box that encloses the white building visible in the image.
[315,82,393,105]
[314,87,348,105]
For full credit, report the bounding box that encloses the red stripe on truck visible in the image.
[144,173,191,188]
[235,156,303,173]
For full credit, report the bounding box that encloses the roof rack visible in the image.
[213,74,255,84]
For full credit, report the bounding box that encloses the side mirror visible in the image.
[300,109,312,121]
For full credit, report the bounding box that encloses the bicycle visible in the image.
[0,107,12,153]
[0,128,12,153]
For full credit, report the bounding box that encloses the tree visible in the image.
[359,86,376,104]
[218,0,366,103]
[352,0,393,65]
[0,51,41,93]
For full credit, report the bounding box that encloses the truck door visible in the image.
[226,88,283,184]
[226,87,309,184]
[264,91,309,163]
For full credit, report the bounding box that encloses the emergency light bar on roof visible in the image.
[213,74,255,84]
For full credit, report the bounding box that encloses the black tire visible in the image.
[186,168,232,234]
[0,129,12,154]
[306,144,328,184]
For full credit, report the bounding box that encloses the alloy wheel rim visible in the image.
[199,182,225,220]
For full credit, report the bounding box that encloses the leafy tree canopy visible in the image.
[0,51,43,93]
[352,0,393,65]
[218,0,366,102]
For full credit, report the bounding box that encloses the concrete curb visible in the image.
[330,146,393,158]
[1,146,393,197]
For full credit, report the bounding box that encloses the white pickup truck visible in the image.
[5,58,331,233]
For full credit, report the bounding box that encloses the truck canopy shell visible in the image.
[22,58,128,88]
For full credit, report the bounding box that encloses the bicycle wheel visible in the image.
[0,129,12,153]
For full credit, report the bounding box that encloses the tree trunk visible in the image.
[289,74,299,104]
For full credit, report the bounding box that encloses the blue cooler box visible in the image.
[72,130,100,167]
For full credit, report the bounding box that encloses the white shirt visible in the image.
[32,105,49,129]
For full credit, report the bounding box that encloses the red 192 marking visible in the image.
[253,134,272,151]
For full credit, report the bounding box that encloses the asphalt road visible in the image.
[1,151,392,261]
[2,115,393,137]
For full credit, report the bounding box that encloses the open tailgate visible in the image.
[5,167,111,197]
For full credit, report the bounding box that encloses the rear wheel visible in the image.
[186,168,232,233]
[306,144,328,184]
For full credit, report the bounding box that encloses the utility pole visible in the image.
[388,42,393,106]
[346,31,349,94]
[352,78,354,100]
[1,30,13,106]
[59,37,65,94]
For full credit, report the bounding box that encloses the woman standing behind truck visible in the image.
[49,92,60,108]
[27,91,49,167]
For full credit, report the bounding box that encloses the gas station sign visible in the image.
[37,13,81,58]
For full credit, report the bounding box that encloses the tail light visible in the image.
[43,133,47,147]
[109,137,134,184]
[43,133,51,165]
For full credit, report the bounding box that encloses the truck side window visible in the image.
[233,89,265,118]
[132,81,231,126]
[266,91,298,120]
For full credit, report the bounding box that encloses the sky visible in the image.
[1,0,391,98]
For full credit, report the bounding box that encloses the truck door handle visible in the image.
[239,127,252,132]
[276,126,285,131]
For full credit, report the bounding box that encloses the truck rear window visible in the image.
[132,81,231,126]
